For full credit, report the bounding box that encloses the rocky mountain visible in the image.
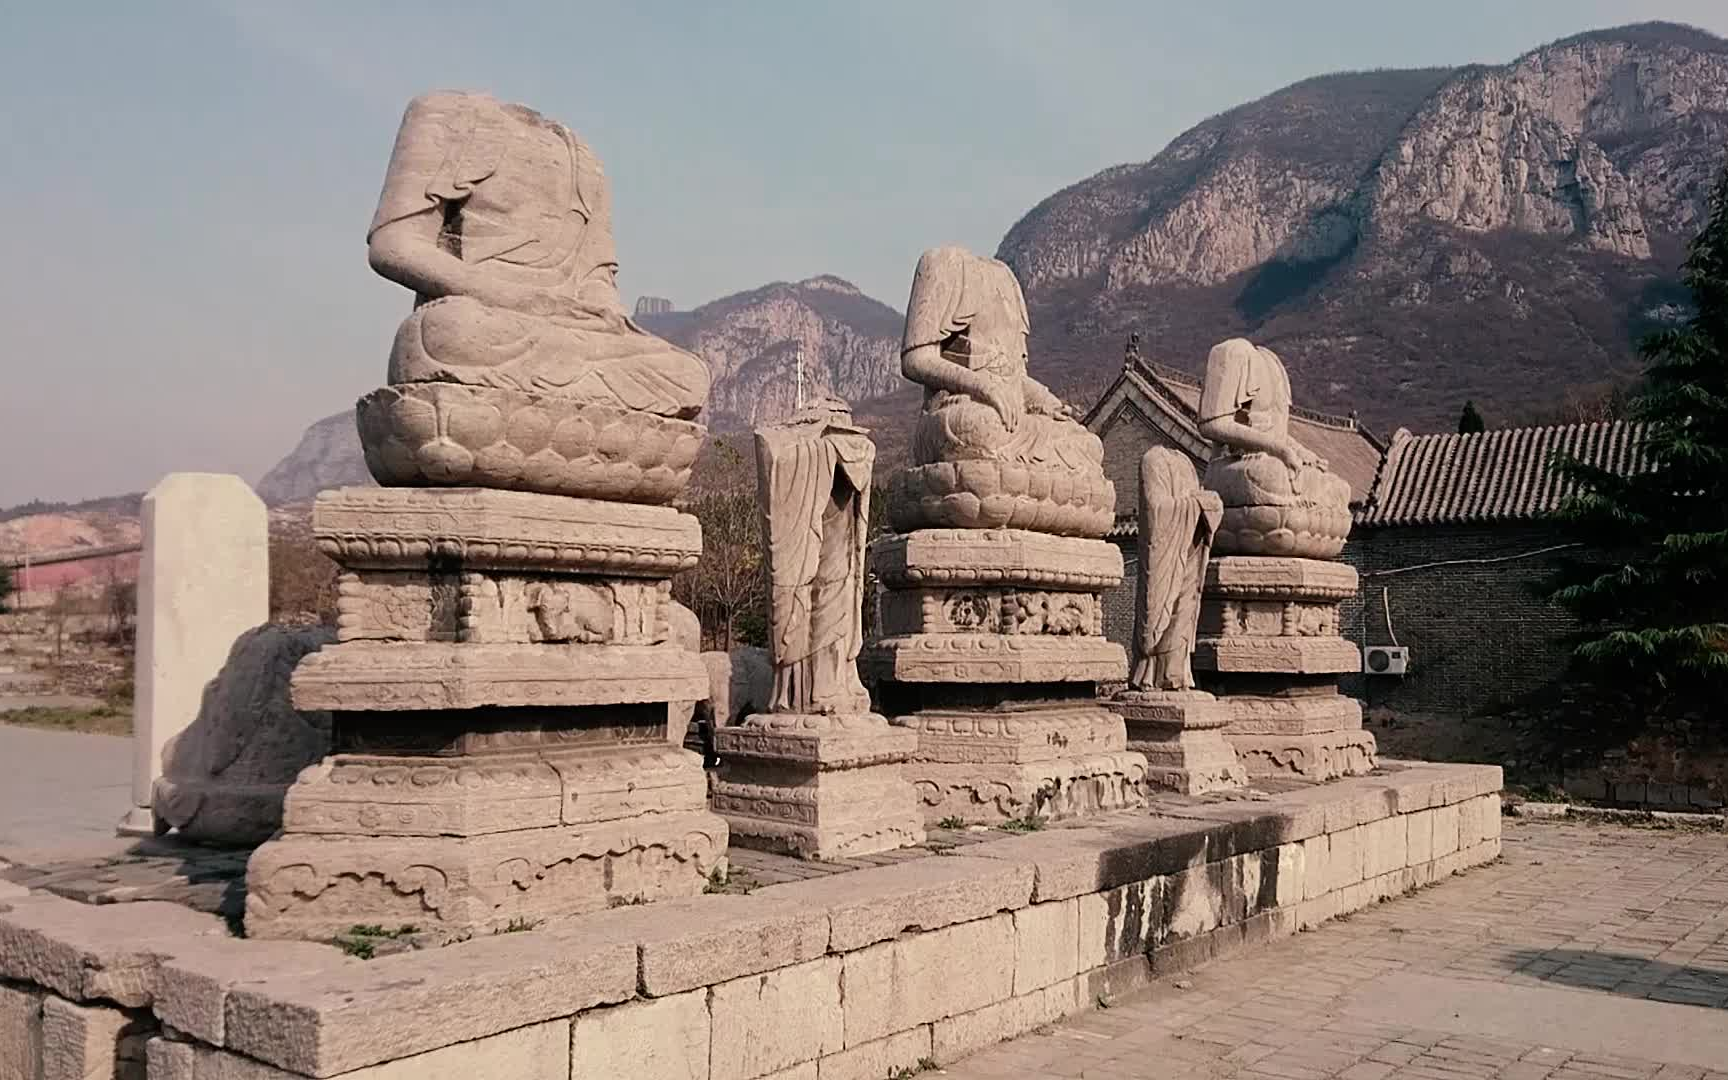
[638,275,904,430]
[255,276,907,505]
[255,410,373,508]
[999,22,1728,432]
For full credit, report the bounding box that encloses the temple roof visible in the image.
[1085,355,1386,505]
[1358,421,1649,528]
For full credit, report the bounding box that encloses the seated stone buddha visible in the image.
[1197,338,1352,558]
[889,247,1114,537]
[355,91,709,503]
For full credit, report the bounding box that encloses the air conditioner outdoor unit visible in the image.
[1363,645,1409,676]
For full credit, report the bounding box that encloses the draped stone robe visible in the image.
[755,412,875,715]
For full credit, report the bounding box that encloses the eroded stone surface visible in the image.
[244,808,726,942]
[154,625,334,847]
[1114,690,1247,795]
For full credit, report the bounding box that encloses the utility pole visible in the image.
[796,345,806,411]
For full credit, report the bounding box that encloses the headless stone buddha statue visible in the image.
[890,247,1114,536]
[1131,449,1223,692]
[1198,338,1352,557]
[366,91,708,418]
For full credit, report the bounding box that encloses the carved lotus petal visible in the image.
[507,406,553,455]
[551,416,597,459]
[385,390,439,442]
[596,418,634,460]
[475,442,526,484]
[446,401,505,451]
[629,423,670,468]
[418,439,476,481]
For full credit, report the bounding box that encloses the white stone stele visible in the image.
[711,712,926,860]
[118,474,268,838]
[1112,689,1248,795]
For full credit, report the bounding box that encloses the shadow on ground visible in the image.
[1503,947,1728,1008]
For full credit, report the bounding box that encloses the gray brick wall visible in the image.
[1101,523,1587,720]
[1341,523,1583,716]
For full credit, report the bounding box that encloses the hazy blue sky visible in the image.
[4,2,1726,507]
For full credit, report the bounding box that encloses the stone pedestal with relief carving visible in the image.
[864,529,1148,825]
[243,488,728,942]
[1115,690,1248,795]
[1195,557,1376,781]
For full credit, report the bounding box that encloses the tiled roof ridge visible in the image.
[1357,419,1648,528]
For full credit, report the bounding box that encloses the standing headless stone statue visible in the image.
[356,90,708,503]
[245,93,726,941]
[1193,339,1374,780]
[866,250,1145,824]
[118,474,269,837]
[710,399,923,858]
[1110,450,1245,795]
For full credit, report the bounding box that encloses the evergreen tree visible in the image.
[1457,400,1486,434]
[0,563,10,613]
[1549,163,1728,712]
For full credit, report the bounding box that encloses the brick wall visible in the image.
[1340,523,1583,716]
[1102,523,1586,721]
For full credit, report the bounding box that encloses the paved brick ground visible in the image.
[939,820,1728,1079]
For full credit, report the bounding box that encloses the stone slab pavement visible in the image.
[939,820,1728,1078]
[0,724,133,865]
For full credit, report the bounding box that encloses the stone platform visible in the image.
[0,761,1501,1079]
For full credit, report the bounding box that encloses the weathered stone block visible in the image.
[1076,877,1165,970]
[1273,842,1305,908]
[153,1020,569,1079]
[709,956,843,1080]
[930,980,1079,1064]
[1327,825,1365,892]
[841,914,1015,1048]
[223,923,635,1076]
[1431,803,1461,858]
[1296,890,1340,930]
[1405,809,1434,868]
[962,816,1209,902]
[1013,900,1079,995]
[1362,815,1408,880]
[0,895,225,1007]
[570,989,708,1080]
[1301,833,1329,902]
[155,938,345,1045]
[40,996,151,1080]
[595,893,830,997]
[0,983,44,1080]
[817,1027,932,1080]
[1166,863,1227,941]
[754,855,1031,953]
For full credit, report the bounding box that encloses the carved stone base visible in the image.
[906,753,1148,824]
[865,634,1126,684]
[900,703,1128,763]
[887,462,1115,538]
[291,641,708,712]
[244,807,727,942]
[1111,690,1246,795]
[887,703,1147,824]
[1218,692,1376,780]
[1227,730,1378,782]
[357,383,705,505]
[711,713,924,860]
